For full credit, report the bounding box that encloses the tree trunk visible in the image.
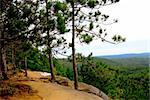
[0,27,8,80]
[71,3,78,90]
[0,48,3,79]
[46,0,55,82]
[0,39,8,80]
[0,4,2,78]
[12,45,17,71]
[48,48,55,82]
[24,57,27,77]
[2,48,7,75]
[0,31,2,79]
[0,0,9,80]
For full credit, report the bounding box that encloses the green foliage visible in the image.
[56,13,67,34]
[26,49,49,72]
[57,56,149,99]
[89,22,94,30]
[87,0,98,8]
[64,0,124,47]
[54,2,67,12]
[54,59,74,80]
[1,0,141,99]
[15,47,49,72]
[93,57,149,67]
[15,46,149,100]
[78,56,149,99]
[111,57,149,67]
[78,0,87,5]
[80,34,93,44]
[47,1,52,9]
[112,35,126,42]
[54,59,67,76]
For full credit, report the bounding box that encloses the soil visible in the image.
[0,71,103,100]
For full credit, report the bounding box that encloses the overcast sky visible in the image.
[58,0,150,57]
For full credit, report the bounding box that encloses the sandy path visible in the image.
[23,81,103,100]
[1,71,104,100]
[21,71,103,100]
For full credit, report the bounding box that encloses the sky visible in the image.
[59,0,150,57]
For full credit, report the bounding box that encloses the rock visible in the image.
[57,79,69,86]
[55,76,70,86]
[79,83,109,100]
[99,90,109,100]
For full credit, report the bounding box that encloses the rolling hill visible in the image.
[96,53,149,59]
[95,52,149,67]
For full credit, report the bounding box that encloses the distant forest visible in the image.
[25,49,149,99]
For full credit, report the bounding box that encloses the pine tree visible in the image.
[34,0,69,82]
[65,0,125,89]
[0,0,39,79]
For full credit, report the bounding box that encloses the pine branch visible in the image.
[53,49,69,57]
[79,28,116,44]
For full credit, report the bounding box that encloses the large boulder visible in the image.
[79,83,109,100]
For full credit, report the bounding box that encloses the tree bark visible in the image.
[46,0,55,82]
[0,36,8,80]
[12,45,17,71]
[0,47,3,79]
[0,0,10,80]
[71,3,78,90]
[0,24,8,80]
[0,29,2,79]
[0,2,2,78]
[48,48,55,82]
[2,47,7,75]
[24,57,27,77]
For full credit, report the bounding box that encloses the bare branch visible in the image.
[94,2,118,9]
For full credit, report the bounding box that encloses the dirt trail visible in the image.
[23,81,102,100]
[0,71,103,100]
[20,71,103,100]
